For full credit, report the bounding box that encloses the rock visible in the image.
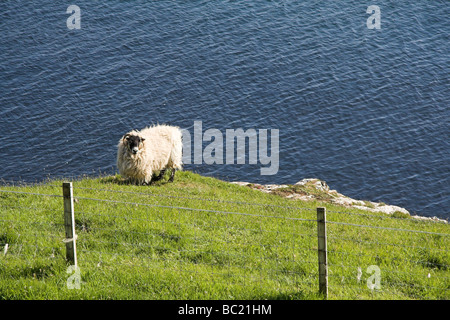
[231,178,447,224]
[410,215,447,223]
[231,181,252,187]
[264,184,290,191]
[295,178,329,192]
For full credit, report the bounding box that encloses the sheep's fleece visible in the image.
[117,125,183,184]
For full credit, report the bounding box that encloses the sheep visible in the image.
[117,124,183,185]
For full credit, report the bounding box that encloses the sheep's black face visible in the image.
[124,135,145,155]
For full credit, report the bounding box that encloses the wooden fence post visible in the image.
[63,182,77,267]
[317,207,328,299]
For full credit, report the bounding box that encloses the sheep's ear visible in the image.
[123,134,130,143]
[141,137,146,142]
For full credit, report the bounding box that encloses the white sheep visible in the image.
[117,124,183,185]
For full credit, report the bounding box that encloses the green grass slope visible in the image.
[0,171,449,300]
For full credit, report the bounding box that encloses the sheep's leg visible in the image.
[129,178,140,186]
[153,169,166,182]
[168,169,176,182]
[143,173,153,186]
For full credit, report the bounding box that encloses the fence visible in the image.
[0,180,449,299]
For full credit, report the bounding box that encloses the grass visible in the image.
[272,181,335,201]
[0,171,449,300]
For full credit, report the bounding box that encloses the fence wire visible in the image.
[72,190,319,298]
[0,183,449,299]
[324,210,449,299]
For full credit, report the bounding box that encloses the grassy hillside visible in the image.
[0,171,449,300]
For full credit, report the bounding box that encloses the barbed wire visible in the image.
[73,185,316,212]
[77,237,317,265]
[0,179,62,187]
[326,219,449,237]
[0,218,65,228]
[326,285,444,301]
[73,195,449,238]
[76,231,316,258]
[327,275,448,292]
[0,203,59,212]
[1,185,449,299]
[77,247,319,277]
[0,189,63,198]
[75,196,318,223]
[71,194,450,237]
[327,208,449,224]
[76,210,317,239]
[327,235,450,252]
[326,254,450,272]
[77,248,319,290]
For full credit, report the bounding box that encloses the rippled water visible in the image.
[0,1,448,218]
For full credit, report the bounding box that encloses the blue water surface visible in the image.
[0,1,448,217]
